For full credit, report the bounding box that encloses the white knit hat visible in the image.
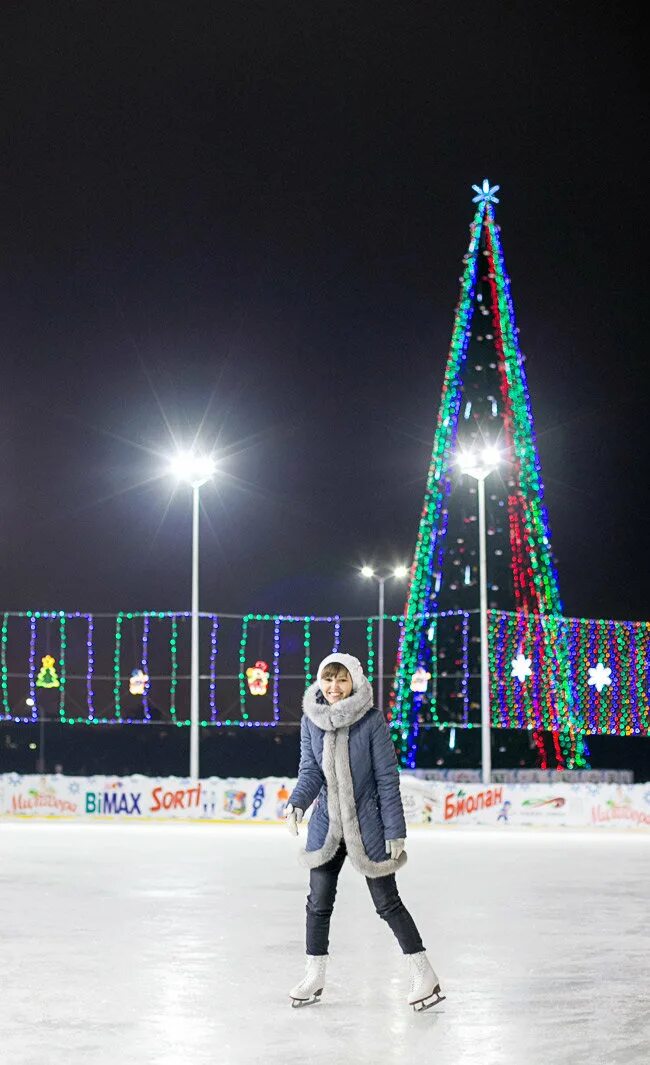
[316,653,365,694]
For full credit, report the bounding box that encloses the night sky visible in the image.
[2,3,646,626]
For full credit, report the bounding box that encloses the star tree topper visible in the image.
[588,662,612,693]
[472,178,500,205]
[511,653,532,683]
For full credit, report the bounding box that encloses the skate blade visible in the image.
[290,988,323,1008]
[412,986,446,1012]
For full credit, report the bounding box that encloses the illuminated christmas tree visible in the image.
[390,181,588,771]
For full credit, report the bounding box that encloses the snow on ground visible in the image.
[1,821,648,1065]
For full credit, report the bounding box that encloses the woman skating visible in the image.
[285,652,444,1011]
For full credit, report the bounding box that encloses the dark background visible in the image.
[1,2,647,775]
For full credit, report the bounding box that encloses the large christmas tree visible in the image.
[390,181,588,771]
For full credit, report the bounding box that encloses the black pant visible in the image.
[306,839,425,956]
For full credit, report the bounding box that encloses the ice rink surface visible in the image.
[1,822,648,1065]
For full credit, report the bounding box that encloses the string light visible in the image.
[169,615,179,722]
[461,611,470,724]
[303,619,312,685]
[28,615,38,718]
[209,615,219,721]
[86,614,95,719]
[0,609,645,738]
[141,613,151,721]
[58,612,67,720]
[272,618,281,723]
[366,617,375,683]
[1,613,10,716]
[488,610,649,736]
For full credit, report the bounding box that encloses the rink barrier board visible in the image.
[1,774,649,828]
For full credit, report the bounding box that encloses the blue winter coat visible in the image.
[288,678,407,878]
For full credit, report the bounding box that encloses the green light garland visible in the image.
[169,615,178,721]
[58,612,67,722]
[366,617,375,683]
[303,619,312,685]
[238,614,250,719]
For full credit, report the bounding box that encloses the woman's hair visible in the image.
[320,663,352,682]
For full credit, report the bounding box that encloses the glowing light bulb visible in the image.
[481,445,500,468]
[169,452,216,487]
[457,449,477,475]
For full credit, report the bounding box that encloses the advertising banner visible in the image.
[1,774,649,828]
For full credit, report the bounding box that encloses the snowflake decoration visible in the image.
[472,179,500,205]
[511,653,532,683]
[588,662,612,693]
[68,781,80,794]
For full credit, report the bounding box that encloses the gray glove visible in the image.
[385,838,406,860]
[285,803,304,836]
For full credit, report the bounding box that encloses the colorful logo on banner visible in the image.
[591,795,650,826]
[85,787,143,816]
[9,780,78,815]
[150,784,202,812]
[443,786,504,822]
[224,790,247,816]
[276,783,290,818]
[252,784,265,818]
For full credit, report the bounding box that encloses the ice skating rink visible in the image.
[1,822,648,1065]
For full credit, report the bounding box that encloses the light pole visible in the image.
[361,565,409,714]
[169,451,216,780]
[457,445,500,785]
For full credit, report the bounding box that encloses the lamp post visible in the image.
[457,445,500,785]
[361,565,409,714]
[169,451,216,780]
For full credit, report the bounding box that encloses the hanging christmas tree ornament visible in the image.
[410,666,431,693]
[246,660,270,696]
[511,653,532,682]
[587,663,612,693]
[36,655,60,689]
[129,669,149,696]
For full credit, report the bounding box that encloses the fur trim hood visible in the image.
[302,677,374,731]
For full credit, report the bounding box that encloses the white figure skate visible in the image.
[289,955,328,1007]
[406,951,445,1012]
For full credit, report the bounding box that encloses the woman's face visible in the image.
[321,668,353,704]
